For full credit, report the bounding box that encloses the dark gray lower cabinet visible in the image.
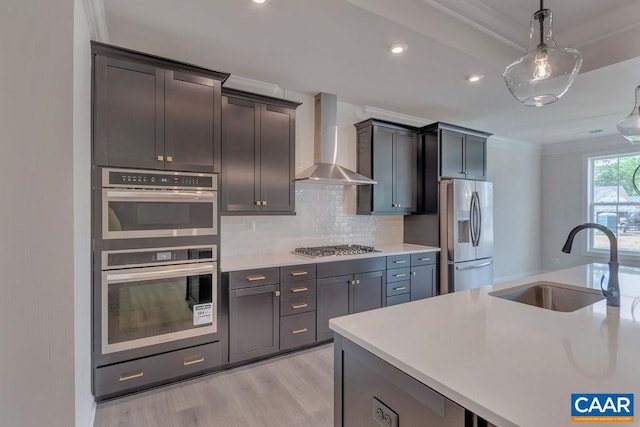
[316,275,350,341]
[95,342,221,399]
[411,264,436,301]
[335,336,466,427]
[229,284,280,363]
[280,311,316,351]
[350,271,384,314]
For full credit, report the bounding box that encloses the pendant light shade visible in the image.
[617,86,640,144]
[503,3,582,107]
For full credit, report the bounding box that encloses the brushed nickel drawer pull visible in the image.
[166,156,173,162]
[255,201,262,206]
[183,356,205,366]
[157,155,164,161]
[291,327,308,334]
[119,371,144,382]
[274,290,281,297]
[290,271,308,277]
[291,303,308,309]
[419,257,431,261]
[393,260,406,264]
[394,273,407,278]
[393,286,407,291]
[262,200,267,206]
[247,275,266,281]
[291,286,308,293]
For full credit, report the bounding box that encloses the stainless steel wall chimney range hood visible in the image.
[294,93,376,185]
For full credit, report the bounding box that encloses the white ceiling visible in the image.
[98,0,640,145]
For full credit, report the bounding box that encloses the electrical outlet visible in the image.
[372,397,398,427]
[245,220,256,232]
[553,257,560,266]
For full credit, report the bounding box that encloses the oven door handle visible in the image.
[105,189,216,201]
[106,263,215,284]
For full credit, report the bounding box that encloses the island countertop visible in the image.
[220,243,439,272]
[329,264,640,427]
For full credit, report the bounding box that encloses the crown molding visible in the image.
[82,0,109,42]
[355,105,432,127]
[223,75,284,97]
[421,0,527,51]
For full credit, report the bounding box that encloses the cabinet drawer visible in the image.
[95,342,221,398]
[411,252,437,266]
[386,293,411,307]
[228,267,280,290]
[386,267,410,283]
[280,311,316,351]
[281,280,316,297]
[281,292,316,316]
[317,257,386,278]
[387,254,410,269]
[386,280,410,297]
[280,264,316,282]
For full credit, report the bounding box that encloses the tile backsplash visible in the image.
[221,183,403,256]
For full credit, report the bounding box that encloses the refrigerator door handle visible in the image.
[469,193,477,246]
[455,260,493,270]
[474,192,482,246]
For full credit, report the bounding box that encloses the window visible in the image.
[588,153,640,255]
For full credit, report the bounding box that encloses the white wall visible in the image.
[74,0,95,425]
[541,135,640,272]
[0,1,76,426]
[487,138,543,282]
[221,91,403,256]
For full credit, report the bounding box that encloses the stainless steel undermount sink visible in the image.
[489,281,605,312]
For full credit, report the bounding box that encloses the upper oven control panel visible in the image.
[103,245,218,270]
[102,168,217,191]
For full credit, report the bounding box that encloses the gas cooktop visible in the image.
[292,244,379,258]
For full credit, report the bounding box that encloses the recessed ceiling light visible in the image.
[252,0,267,4]
[390,44,407,54]
[466,74,484,83]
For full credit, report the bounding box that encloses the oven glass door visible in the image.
[102,262,217,354]
[103,189,217,239]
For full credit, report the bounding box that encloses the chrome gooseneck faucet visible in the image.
[561,223,620,307]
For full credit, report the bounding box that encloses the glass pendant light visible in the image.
[616,86,640,144]
[503,0,582,106]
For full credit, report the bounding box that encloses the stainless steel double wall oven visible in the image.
[93,167,223,399]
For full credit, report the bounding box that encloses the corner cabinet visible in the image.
[355,119,419,215]
[92,42,228,173]
[221,89,300,215]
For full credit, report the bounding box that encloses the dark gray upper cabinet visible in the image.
[221,88,300,215]
[92,42,228,172]
[355,119,419,215]
[440,129,487,180]
[419,122,492,213]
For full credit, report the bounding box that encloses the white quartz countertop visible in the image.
[220,244,439,272]
[329,264,640,427]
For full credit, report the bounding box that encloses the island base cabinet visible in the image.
[334,336,466,427]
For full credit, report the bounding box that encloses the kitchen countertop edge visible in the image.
[220,244,439,272]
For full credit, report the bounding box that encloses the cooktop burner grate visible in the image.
[292,244,379,258]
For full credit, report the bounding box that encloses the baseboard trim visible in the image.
[89,401,96,427]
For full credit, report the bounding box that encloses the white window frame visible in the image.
[586,151,640,260]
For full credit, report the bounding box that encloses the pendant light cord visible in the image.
[538,0,545,47]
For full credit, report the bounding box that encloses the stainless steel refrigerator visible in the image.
[440,179,494,294]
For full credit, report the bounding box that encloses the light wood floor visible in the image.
[94,344,334,427]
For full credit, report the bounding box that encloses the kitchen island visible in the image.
[330,264,640,427]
